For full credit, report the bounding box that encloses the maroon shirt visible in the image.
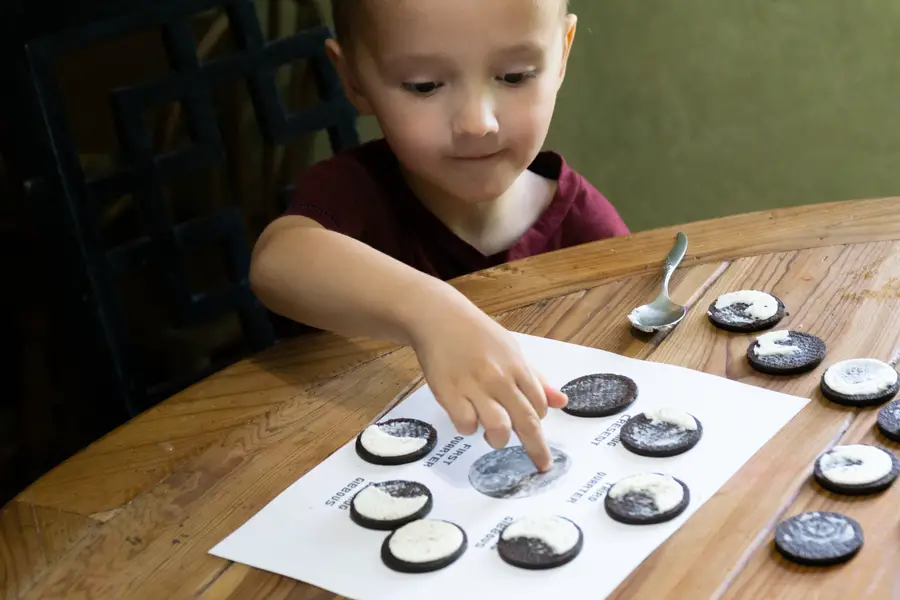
[285,138,629,281]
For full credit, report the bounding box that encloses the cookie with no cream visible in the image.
[877,400,900,442]
[813,444,900,496]
[355,418,437,466]
[774,511,863,567]
[620,408,703,458]
[708,290,786,333]
[497,515,583,570]
[381,519,467,573]
[350,480,433,530]
[820,358,900,407]
[746,330,826,375]
[560,373,638,418]
[604,472,690,525]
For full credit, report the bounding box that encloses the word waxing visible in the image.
[475,516,515,549]
[591,415,631,447]
[325,477,366,510]
[424,436,469,467]
[567,471,607,504]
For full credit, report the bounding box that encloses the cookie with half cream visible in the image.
[355,418,437,466]
[604,472,690,525]
[746,330,826,375]
[708,289,785,332]
[497,515,583,570]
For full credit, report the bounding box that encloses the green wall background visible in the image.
[314,0,900,232]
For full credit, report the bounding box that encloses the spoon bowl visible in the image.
[628,232,689,332]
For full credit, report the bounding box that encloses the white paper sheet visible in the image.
[210,332,808,599]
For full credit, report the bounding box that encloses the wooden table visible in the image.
[4,197,900,599]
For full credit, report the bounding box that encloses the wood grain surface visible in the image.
[4,197,900,599]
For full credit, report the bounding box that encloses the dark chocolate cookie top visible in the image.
[560,373,638,417]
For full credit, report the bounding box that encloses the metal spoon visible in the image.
[627,232,689,332]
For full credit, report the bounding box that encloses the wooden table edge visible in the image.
[449,195,900,314]
[5,196,900,598]
[10,196,900,512]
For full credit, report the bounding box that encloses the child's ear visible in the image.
[325,38,374,115]
[558,14,578,82]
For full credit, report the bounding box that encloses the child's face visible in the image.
[330,0,576,204]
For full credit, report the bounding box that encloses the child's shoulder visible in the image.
[529,149,631,243]
[284,138,404,230]
[293,138,397,195]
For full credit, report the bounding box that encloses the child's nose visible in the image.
[452,94,499,138]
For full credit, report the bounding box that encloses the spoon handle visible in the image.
[662,232,688,293]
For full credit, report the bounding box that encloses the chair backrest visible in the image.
[19,0,359,415]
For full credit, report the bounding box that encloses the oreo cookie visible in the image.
[497,515,583,570]
[620,408,703,458]
[381,519,467,573]
[708,290,785,333]
[560,373,638,418]
[774,511,863,567]
[820,358,900,407]
[350,480,433,530]
[746,330,826,375]
[813,444,900,496]
[604,473,690,525]
[876,400,900,442]
[356,418,437,466]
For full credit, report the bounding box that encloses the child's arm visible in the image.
[250,215,567,471]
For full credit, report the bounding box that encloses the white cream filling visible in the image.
[500,516,580,555]
[608,473,683,513]
[823,359,899,396]
[360,425,427,457]
[753,330,800,357]
[818,444,894,485]
[352,485,428,521]
[714,290,778,321]
[643,408,698,431]
[388,520,463,563]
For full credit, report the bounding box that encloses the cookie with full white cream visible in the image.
[497,515,583,570]
[560,373,638,418]
[813,444,900,495]
[355,418,437,466]
[381,519,467,573]
[708,290,785,332]
[604,472,690,525]
[350,480,433,530]
[774,511,863,567]
[747,330,826,375]
[877,400,900,442]
[820,358,900,407]
[620,408,703,457]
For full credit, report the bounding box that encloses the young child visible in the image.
[249,0,629,472]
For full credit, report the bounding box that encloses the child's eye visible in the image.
[402,81,442,95]
[497,72,537,85]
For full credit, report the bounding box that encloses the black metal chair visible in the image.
[9,0,359,416]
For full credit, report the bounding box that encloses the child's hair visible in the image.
[331,0,569,46]
[331,0,360,45]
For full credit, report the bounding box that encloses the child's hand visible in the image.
[409,301,568,472]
